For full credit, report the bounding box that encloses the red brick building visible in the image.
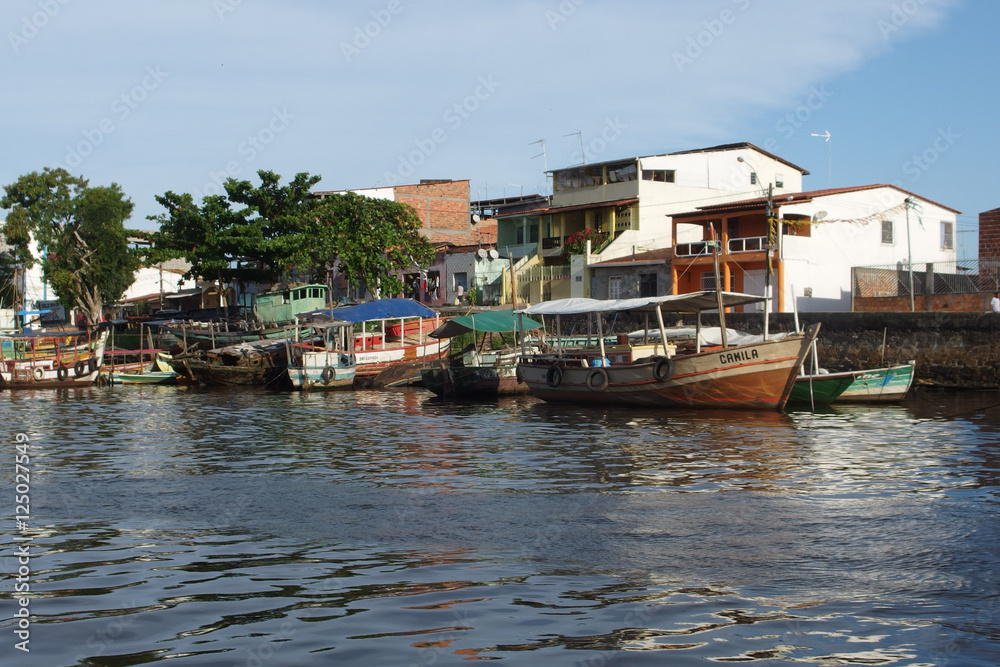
[315,179,494,246]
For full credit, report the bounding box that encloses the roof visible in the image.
[672,183,961,218]
[516,291,766,316]
[429,309,543,338]
[548,142,809,177]
[589,247,675,268]
[495,197,639,219]
[301,298,437,323]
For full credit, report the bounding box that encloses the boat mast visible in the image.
[710,223,729,349]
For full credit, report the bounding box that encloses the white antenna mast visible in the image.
[565,130,585,165]
[811,131,832,187]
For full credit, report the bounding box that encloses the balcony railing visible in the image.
[674,241,713,258]
[728,236,768,253]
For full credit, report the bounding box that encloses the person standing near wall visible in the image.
[991,291,1000,312]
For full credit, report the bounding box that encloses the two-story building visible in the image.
[493,142,809,302]
[669,184,960,313]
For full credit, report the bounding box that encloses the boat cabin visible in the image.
[254,284,328,325]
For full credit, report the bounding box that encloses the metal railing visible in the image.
[852,260,1000,297]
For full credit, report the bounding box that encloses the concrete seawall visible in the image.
[672,312,1000,389]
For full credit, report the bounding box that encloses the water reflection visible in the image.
[2,387,999,665]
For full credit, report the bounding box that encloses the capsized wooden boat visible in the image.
[421,309,544,398]
[515,292,818,410]
[0,328,108,388]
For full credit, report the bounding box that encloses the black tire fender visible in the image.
[545,364,563,388]
[653,357,674,381]
[321,366,335,383]
[74,360,87,377]
[586,367,609,391]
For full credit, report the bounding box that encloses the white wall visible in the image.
[779,187,958,312]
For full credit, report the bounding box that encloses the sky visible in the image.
[2,0,996,258]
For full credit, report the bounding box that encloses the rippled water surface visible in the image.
[2,386,1000,666]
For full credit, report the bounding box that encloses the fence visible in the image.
[853,260,1000,298]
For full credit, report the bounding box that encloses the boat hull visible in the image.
[0,330,108,389]
[837,363,914,402]
[288,349,356,390]
[788,372,856,405]
[422,363,528,398]
[517,330,816,410]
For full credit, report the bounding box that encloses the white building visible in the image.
[670,184,960,312]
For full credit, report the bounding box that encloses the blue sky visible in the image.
[1,0,993,257]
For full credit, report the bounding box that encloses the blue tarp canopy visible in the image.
[301,298,437,324]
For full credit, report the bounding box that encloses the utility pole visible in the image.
[764,183,774,339]
[905,198,915,312]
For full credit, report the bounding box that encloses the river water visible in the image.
[2,386,1000,666]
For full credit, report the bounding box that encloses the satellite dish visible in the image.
[471,214,481,224]
[477,248,488,259]
[811,210,828,222]
[488,248,499,259]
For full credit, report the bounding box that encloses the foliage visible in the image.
[148,171,435,298]
[467,287,477,306]
[564,227,610,258]
[1,168,139,323]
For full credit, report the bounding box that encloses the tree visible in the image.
[1,168,140,325]
[310,192,435,298]
[148,170,435,299]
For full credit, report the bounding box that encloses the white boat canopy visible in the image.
[515,291,766,316]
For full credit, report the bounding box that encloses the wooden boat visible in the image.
[0,328,108,388]
[515,292,819,411]
[788,372,856,405]
[285,319,356,391]
[105,353,177,386]
[171,338,290,387]
[154,283,329,353]
[421,309,543,398]
[837,362,915,402]
[301,299,449,388]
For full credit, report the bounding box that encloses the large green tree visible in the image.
[1,168,140,324]
[148,170,435,298]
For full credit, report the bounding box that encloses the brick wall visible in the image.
[395,180,472,245]
[854,293,991,313]
[980,208,1000,260]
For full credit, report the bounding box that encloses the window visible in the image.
[941,221,954,250]
[641,169,675,183]
[609,275,622,300]
[881,219,893,244]
[606,161,637,183]
[750,172,758,185]
[775,174,784,188]
[639,273,657,298]
[516,225,524,244]
[700,271,736,291]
